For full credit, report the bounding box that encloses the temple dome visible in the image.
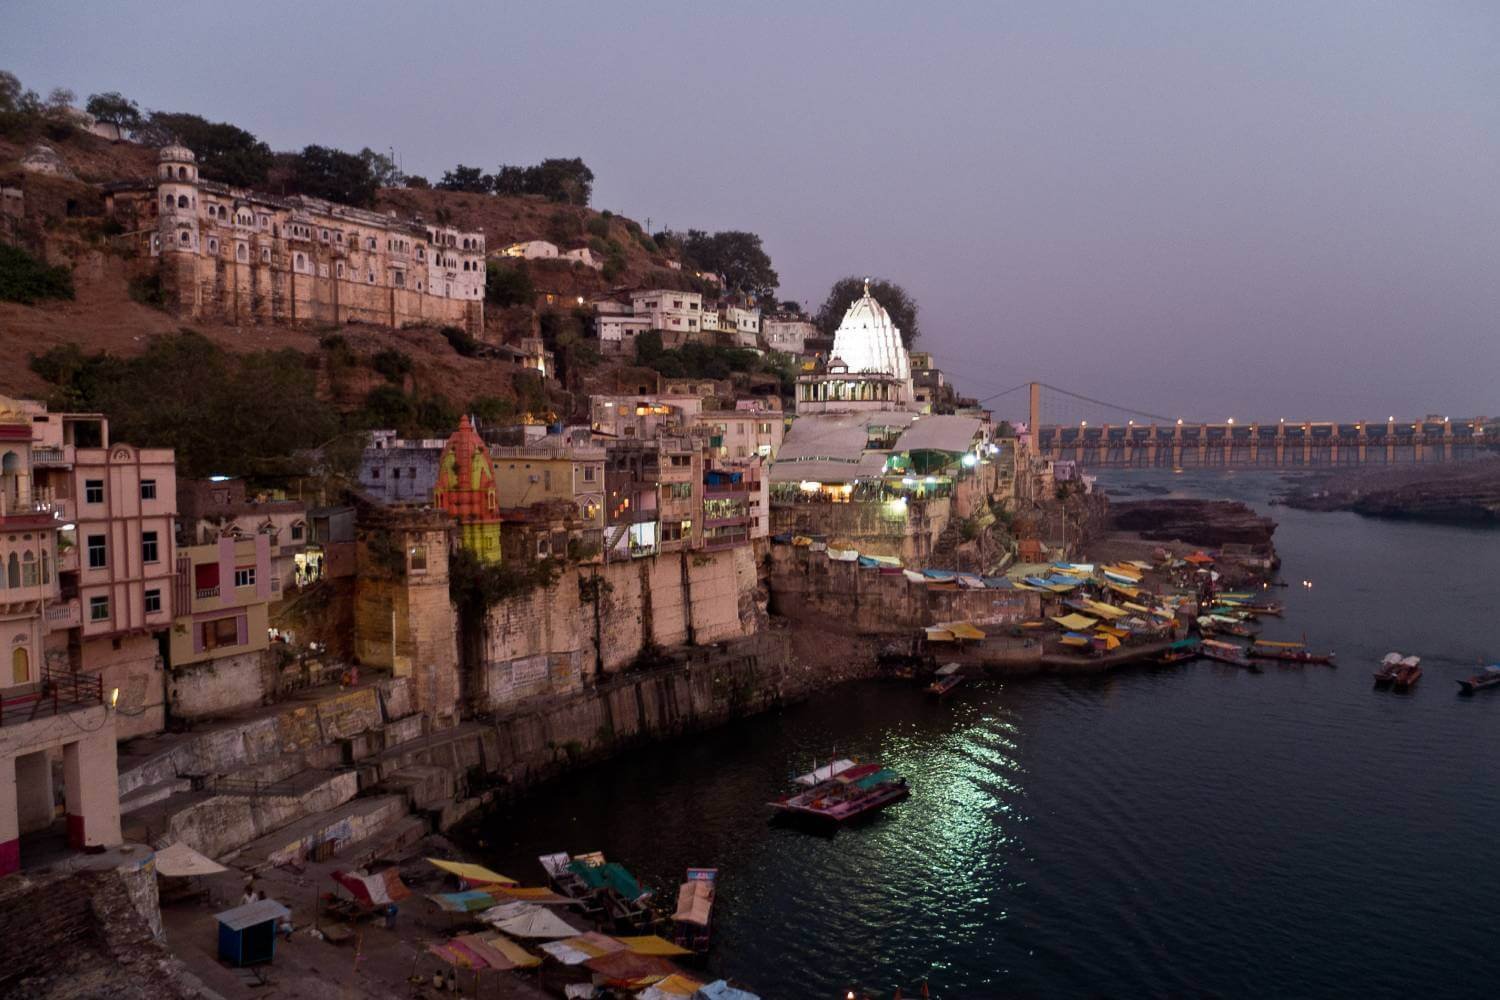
[830,281,910,381]
[158,144,196,164]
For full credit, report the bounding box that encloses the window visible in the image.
[392,468,401,480]
[200,616,238,650]
[177,194,188,208]
[408,545,427,572]
[89,595,110,622]
[236,243,247,262]
[291,523,304,541]
[85,479,104,504]
[21,551,37,586]
[87,534,107,569]
[336,262,345,279]
[234,566,256,588]
[144,589,161,614]
[582,465,596,482]
[207,238,218,254]
[140,479,157,500]
[142,531,159,563]
[261,247,271,263]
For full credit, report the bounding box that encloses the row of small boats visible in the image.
[1372,654,1500,694]
[1175,637,1336,669]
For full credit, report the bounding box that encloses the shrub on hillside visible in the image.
[485,262,535,309]
[586,216,611,239]
[371,348,413,383]
[440,325,480,357]
[0,244,75,304]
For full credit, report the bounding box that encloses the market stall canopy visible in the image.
[588,949,681,985]
[770,412,903,483]
[427,858,518,885]
[154,841,226,877]
[638,974,706,999]
[428,932,541,971]
[1051,614,1098,631]
[940,622,986,640]
[540,932,628,966]
[492,907,579,939]
[429,890,506,913]
[618,935,693,956]
[894,414,984,454]
[331,868,410,907]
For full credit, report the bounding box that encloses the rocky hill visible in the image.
[1280,460,1500,525]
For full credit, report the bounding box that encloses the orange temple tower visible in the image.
[434,416,502,563]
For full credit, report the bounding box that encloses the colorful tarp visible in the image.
[587,949,680,984]
[567,860,649,902]
[617,935,693,956]
[695,981,762,1000]
[331,868,410,907]
[429,890,504,913]
[638,974,706,999]
[490,886,574,904]
[426,858,518,886]
[428,932,541,971]
[1051,613,1098,631]
[540,932,628,965]
[673,879,714,927]
[492,907,579,939]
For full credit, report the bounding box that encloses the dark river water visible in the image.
[479,470,1500,998]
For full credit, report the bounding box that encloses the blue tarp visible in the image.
[922,569,957,581]
[858,556,880,568]
[696,980,762,1000]
[770,532,793,544]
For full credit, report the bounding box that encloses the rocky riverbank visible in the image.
[1107,498,1277,550]
[1278,460,1500,525]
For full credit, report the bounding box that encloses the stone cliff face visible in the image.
[1282,460,1500,525]
[1108,499,1277,550]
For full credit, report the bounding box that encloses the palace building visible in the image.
[107,145,486,333]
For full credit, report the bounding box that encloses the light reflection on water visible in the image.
[482,470,1500,998]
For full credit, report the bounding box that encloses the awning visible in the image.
[942,622,986,640]
[618,935,693,956]
[429,890,505,913]
[1083,601,1128,621]
[1051,613,1098,631]
[429,932,541,971]
[331,868,410,907]
[1184,551,1215,565]
[492,907,579,939]
[639,973,707,999]
[587,949,680,986]
[540,932,627,966]
[427,858,518,886]
[925,628,955,642]
[154,841,227,877]
[215,899,290,931]
[489,885,574,904]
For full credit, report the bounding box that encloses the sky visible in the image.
[5,2,1497,424]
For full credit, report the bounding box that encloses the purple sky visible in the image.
[5,2,1497,423]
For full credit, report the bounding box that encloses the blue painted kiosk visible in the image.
[215,898,290,967]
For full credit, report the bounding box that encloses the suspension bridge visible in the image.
[974,382,1492,469]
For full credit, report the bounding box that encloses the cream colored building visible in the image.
[168,536,272,671]
[630,289,703,335]
[109,146,486,333]
[491,434,606,528]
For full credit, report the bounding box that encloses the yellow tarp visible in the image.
[487,933,543,969]
[1051,614,1098,631]
[1122,602,1153,614]
[925,628,955,642]
[1106,581,1142,599]
[1104,563,1143,581]
[1084,601,1128,620]
[1254,640,1304,648]
[945,622,987,640]
[1094,632,1122,650]
[641,973,704,997]
[426,859,518,886]
[1097,625,1130,639]
[617,935,692,957]
[1060,634,1090,647]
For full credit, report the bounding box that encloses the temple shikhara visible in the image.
[434,417,503,563]
[795,280,914,413]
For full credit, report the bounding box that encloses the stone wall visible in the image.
[765,545,1041,634]
[80,635,164,740]
[475,545,762,713]
[166,649,270,719]
[770,496,953,564]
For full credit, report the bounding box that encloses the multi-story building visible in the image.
[722,305,761,349]
[594,299,652,355]
[1,400,61,694]
[168,536,272,717]
[603,443,661,561]
[630,289,703,336]
[177,478,306,592]
[359,430,449,504]
[656,435,704,553]
[491,430,606,531]
[763,315,818,356]
[590,394,704,440]
[702,465,755,550]
[699,307,721,333]
[694,402,785,461]
[107,145,485,333]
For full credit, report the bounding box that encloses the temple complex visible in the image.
[794,280,914,413]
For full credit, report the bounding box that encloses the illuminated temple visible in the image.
[794,281,914,413]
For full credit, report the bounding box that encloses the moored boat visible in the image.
[671,867,716,954]
[1375,653,1419,689]
[1200,639,1256,669]
[1393,658,1422,691]
[1158,638,1200,664]
[1457,665,1500,694]
[926,663,963,697]
[770,762,909,827]
[1249,640,1335,664]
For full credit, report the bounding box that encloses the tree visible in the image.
[0,72,21,113]
[486,261,534,308]
[357,147,403,188]
[142,111,273,187]
[85,91,142,131]
[437,164,492,193]
[814,276,920,348]
[289,145,378,207]
[677,229,778,298]
[491,158,594,205]
[43,87,75,115]
[491,165,526,196]
[404,174,430,189]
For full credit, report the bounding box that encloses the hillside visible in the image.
[0,126,699,421]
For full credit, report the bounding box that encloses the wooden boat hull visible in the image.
[1250,650,1335,664]
[926,675,963,697]
[1457,676,1500,694]
[1392,667,1422,691]
[769,782,910,827]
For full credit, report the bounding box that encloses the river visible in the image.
[478,470,1500,998]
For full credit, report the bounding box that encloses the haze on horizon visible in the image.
[5,1,1496,423]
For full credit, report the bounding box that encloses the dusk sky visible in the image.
[6,2,1496,423]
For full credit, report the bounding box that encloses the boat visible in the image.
[1375,653,1420,689]
[1392,658,1422,691]
[1457,665,1500,695]
[1249,640,1335,664]
[926,663,963,697]
[1200,639,1256,669]
[671,868,716,954]
[770,762,909,827]
[1158,638,1200,664]
[1197,615,1258,639]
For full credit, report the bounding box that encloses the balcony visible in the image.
[0,489,62,525]
[196,586,221,600]
[31,445,73,467]
[43,598,82,630]
[0,665,103,728]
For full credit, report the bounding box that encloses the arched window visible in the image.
[164,194,173,208]
[295,253,306,270]
[236,243,247,262]
[6,553,18,588]
[11,647,28,685]
[177,166,187,179]
[21,550,36,586]
[180,231,190,245]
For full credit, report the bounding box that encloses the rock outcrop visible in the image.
[1108,499,1277,549]
[1281,460,1500,525]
